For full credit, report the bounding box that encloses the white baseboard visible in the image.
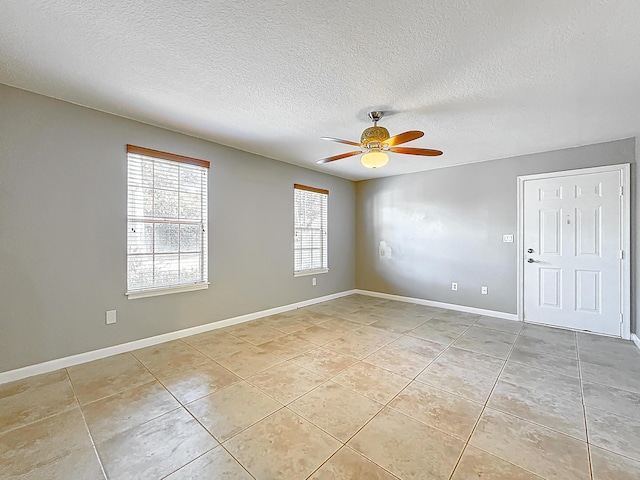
[354,289,519,321]
[632,334,640,352]
[0,289,357,385]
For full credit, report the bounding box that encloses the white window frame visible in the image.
[294,183,329,276]
[126,145,209,299]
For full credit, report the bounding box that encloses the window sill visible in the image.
[126,282,209,299]
[294,268,329,277]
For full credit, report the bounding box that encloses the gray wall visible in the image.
[356,139,636,324]
[0,85,356,373]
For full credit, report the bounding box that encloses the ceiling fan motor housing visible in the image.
[360,126,390,148]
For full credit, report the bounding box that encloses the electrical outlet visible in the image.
[106,310,117,325]
[312,277,317,286]
[481,286,488,295]
[451,282,458,291]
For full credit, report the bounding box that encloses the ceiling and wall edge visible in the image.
[0,82,349,181]
[2,82,635,183]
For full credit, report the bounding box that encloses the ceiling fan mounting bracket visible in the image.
[368,111,384,125]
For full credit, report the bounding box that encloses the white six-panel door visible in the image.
[523,170,623,336]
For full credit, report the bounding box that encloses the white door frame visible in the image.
[517,163,631,339]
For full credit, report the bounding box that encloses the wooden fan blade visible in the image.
[317,150,362,164]
[384,130,424,147]
[321,137,361,147]
[389,147,443,156]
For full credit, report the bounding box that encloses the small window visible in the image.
[294,184,328,275]
[126,145,209,299]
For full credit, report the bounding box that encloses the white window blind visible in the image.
[126,145,209,298]
[294,184,328,275]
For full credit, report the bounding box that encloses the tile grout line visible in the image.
[456,324,596,478]
[178,326,370,463]
[139,350,270,479]
[303,444,400,480]
[157,446,220,479]
[575,333,595,480]
[409,317,614,478]
[42,353,190,468]
[213,444,259,480]
[64,368,110,480]
[0,365,129,438]
[462,330,591,444]
[0,400,79,437]
[403,315,481,383]
[135,348,282,441]
[280,404,359,455]
[239,313,454,471]
[320,330,403,361]
[71,351,166,407]
[188,334,297,381]
[309,312,484,478]
[345,313,480,390]
[124,349,243,478]
[181,314,390,429]
[289,384,398,477]
[265,307,463,478]
[242,336,355,409]
[186,308,535,478]
[472,402,592,446]
[575,358,640,396]
[360,314,482,404]
[336,310,517,478]
[218,403,370,479]
[447,324,525,480]
[361,317,477,382]
[322,310,604,475]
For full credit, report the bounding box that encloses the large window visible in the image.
[294,184,328,275]
[126,145,209,298]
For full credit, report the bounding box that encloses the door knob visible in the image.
[527,258,538,263]
[527,248,534,254]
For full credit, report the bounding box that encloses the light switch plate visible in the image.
[503,234,514,243]
[106,310,117,325]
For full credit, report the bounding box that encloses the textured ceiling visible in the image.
[1,1,640,181]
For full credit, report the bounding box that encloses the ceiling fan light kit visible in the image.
[361,151,388,169]
[318,111,443,168]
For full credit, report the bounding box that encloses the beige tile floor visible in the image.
[1,294,640,479]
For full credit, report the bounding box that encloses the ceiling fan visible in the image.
[318,111,443,169]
